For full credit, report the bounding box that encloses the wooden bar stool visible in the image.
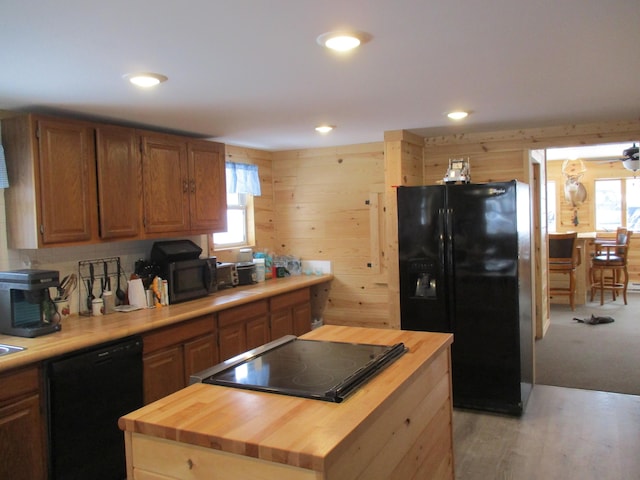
[590,228,632,305]
[548,232,580,310]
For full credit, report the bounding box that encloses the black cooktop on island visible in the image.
[191,336,406,403]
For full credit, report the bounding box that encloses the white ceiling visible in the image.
[1,0,639,151]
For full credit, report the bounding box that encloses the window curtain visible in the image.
[226,162,261,196]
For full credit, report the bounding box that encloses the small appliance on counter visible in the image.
[150,240,217,304]
[235,262,257,285]
[0,269,61,337]
[216,262,238,289]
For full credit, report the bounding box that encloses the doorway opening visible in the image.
[536,140,640,396]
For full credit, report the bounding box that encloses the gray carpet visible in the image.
[535,293,640,396]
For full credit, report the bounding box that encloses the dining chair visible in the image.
[590,228,632,305]
[548,232,580,310]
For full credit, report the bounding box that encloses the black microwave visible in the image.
[162,257,217,304]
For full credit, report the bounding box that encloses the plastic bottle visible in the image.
[254,258,266,282]
[102,290,115,314]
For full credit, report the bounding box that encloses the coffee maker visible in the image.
[0,269,61,338]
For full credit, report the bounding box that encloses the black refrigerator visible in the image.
[397,180,533,415]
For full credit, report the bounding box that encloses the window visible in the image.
[212,162,260,249]
[594,178,640,232]
[213,193,249,247]
[627,178,640,231]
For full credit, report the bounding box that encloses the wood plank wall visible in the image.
[218,120,639,333]
[271,143,391,328]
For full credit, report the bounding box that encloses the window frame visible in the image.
[212,193,255,249]
[594,178,639,233]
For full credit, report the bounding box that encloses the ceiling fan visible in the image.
[620,143,639,172]
[581,142,640,172]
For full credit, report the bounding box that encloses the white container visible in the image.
[92,298,104,316]
[254,258,266,282]
[128,278,146,308]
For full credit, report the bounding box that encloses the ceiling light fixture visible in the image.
[317,31,370,52]
[447,111,469,120]
[315,125,335,134]
[124,72,168,88]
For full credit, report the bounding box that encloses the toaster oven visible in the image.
[216,262,238,289]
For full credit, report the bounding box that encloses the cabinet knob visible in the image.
[183,180,189,193]
[190,179,196,193]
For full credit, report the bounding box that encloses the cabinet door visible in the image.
[141,133,190,234]
[187,140,227,233]
[0,394,46,480]
[95,125,142,239]
[270,308,293,340]
[37,118,97,244]
[218,322,246,362]
[293,302,312,336]
[246,315,270,351]
[143,346,185,404]
[184,334,217,380]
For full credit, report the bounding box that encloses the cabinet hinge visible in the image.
[40,224,44,235]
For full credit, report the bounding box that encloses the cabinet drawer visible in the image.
[269,288,310,311]
[218,300,268,327]
[143,314,215,354]
[130,434,318,480]
[0,366,39,403]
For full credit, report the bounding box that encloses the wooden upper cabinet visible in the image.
[141,132,227,235]
[95,125,142,239]
[1,113,226,246]
[188,140,227,233]
[141,132,190,234]
[2,114,98,247]
[37,118,97,244]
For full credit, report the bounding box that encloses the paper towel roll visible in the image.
[128,278,147,308]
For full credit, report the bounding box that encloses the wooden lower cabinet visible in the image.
[0,366,46,480]
[218,300,269,361]
[269,288,312,338]
[184,334,218,380]
[143,346,185,404]
[143,315,217,404]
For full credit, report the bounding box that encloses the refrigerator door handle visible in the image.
[445,208,454,265]
[438,209,446,267]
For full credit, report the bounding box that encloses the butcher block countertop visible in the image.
[0,274,332,373]
[118,326,455,480]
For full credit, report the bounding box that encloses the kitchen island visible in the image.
[118,325,454,479]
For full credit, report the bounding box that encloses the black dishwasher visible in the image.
[45,335,143,480]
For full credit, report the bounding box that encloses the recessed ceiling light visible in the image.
[447,111,469,120]
[315,125,335,134]
[317,31,371,52]
[124,72,168,88]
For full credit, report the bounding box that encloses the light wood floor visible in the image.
[453,385,640,479]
